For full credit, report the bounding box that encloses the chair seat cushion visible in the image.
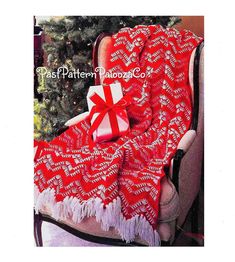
[38,176,179,244]
[41,219,172,246]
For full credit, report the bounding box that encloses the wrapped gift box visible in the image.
[87,83,130,143]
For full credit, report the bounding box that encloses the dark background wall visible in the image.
[175,16,204,38]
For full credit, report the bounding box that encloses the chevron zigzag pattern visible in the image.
[34,25,203,246]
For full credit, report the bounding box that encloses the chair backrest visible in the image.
[92,33,204,227]
[93,33,203,124]
[92,33,112,85]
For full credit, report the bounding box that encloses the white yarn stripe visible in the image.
[34,186,161,246]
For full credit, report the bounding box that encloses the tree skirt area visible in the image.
[41,222,109,247]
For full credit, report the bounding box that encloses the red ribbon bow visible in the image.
[88,85,132,149]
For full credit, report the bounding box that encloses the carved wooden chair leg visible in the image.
[190,194,200,245]
[161,240,171,246]
[34,211,43,246]
[191,194,199,234]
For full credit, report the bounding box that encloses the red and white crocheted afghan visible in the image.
[34,25,203,246]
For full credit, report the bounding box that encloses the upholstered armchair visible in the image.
[34,32,204,246]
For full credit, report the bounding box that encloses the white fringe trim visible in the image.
[34,186,161,246]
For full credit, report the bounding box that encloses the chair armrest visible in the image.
[64,111,89,127]
[169,130,197,192]
[171,149,184,192]
[34,140,47,161]
[177,130,196,152]
[169,130,196,180]
[34,112,90,160]
[169,41,204,191]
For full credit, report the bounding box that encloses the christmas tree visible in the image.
[34,16,180,141]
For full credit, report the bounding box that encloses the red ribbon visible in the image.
[88,85,132,148]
